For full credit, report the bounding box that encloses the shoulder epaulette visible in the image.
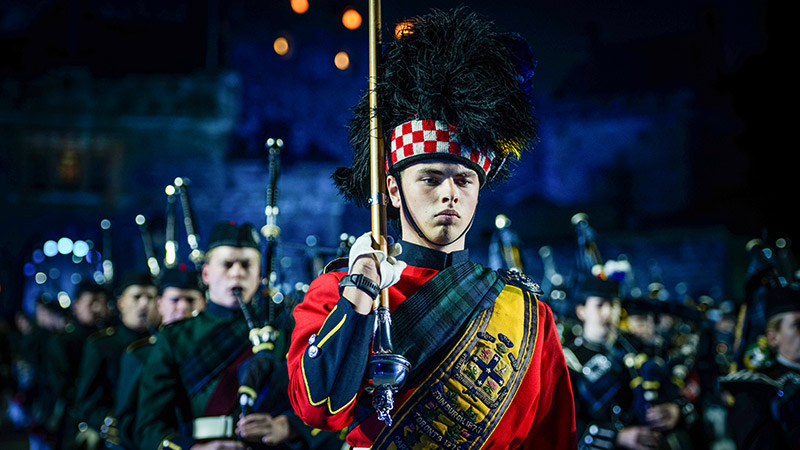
[88,326,116,342]
[497,268,543,295]
[322,257,349,274]
[719,369,781,397]
[126,335,157,353]
[720,369,800,390]
[160,313,199,330]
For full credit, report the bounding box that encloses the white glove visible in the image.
[348,232,407,290]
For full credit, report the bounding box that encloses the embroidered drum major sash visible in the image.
[372,284,539,450]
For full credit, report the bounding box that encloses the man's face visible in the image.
[767,311,800,364]
[627,312,656,343]
[388,161,480,250]
[117,284,158,331]
[73,291,110,326]
[202,246,261,308]
[157,287,206,325]
[576,296,618,342]
[36,304,64,331]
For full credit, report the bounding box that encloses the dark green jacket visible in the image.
[112,335,157,450]
[135,301,340,450]
[75,325,146,433]
[48,322,96,405]
[46,321,103,448]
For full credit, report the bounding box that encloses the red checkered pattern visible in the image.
[389,120,494,175]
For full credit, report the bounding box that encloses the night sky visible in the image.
[1,0,792,315]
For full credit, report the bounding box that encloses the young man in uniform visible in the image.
[71,280,112,330]
[287,8,576,449]
[47,281,111,449]
[74,272,157,449]
[136,222,339,450]
[110,267,206,450]
[563,278,667,450]
[722,284,800,449]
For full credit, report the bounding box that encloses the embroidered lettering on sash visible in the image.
[431,384,481,433]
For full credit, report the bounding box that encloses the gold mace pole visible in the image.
[368,0,389,310]
[365,0,411,427]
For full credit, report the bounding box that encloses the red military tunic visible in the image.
[287,242,577,449]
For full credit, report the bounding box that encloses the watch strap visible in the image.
[339,274,380,299]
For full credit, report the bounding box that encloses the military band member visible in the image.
[655,300,710,449]
[287,8,576,449]
[621,298,660,358]
[70,280,113,330]
[136,222,335,450]
[155,268,207,324]
[111,267,206,450]
[47,281,111,449]
[621,296,697,449]
[74,272,157,449]
[563,278,661,450]
[721,284,800,449]
[15,294,67,447]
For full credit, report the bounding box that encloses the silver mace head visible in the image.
[365,353,411,426]
[365,307,411,426]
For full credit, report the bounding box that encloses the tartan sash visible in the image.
[391,261,505,385]
[202,346,253,416]
[183,315,250,396]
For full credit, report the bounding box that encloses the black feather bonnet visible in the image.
[333,6,538,212]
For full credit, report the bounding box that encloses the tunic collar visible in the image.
[580,336,613,353]
[205,297,265,322]
[776,354,800,372]
[119,323,149,340]
[205,300,240,320]
[398,240,469,270]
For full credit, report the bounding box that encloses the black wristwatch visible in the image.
[339,273,380,299]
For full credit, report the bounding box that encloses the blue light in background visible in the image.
[57,237,74,255]
[73,240,90,257]
[32,249,45,264]
[43,240,58,257]
[86,250,101,264]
